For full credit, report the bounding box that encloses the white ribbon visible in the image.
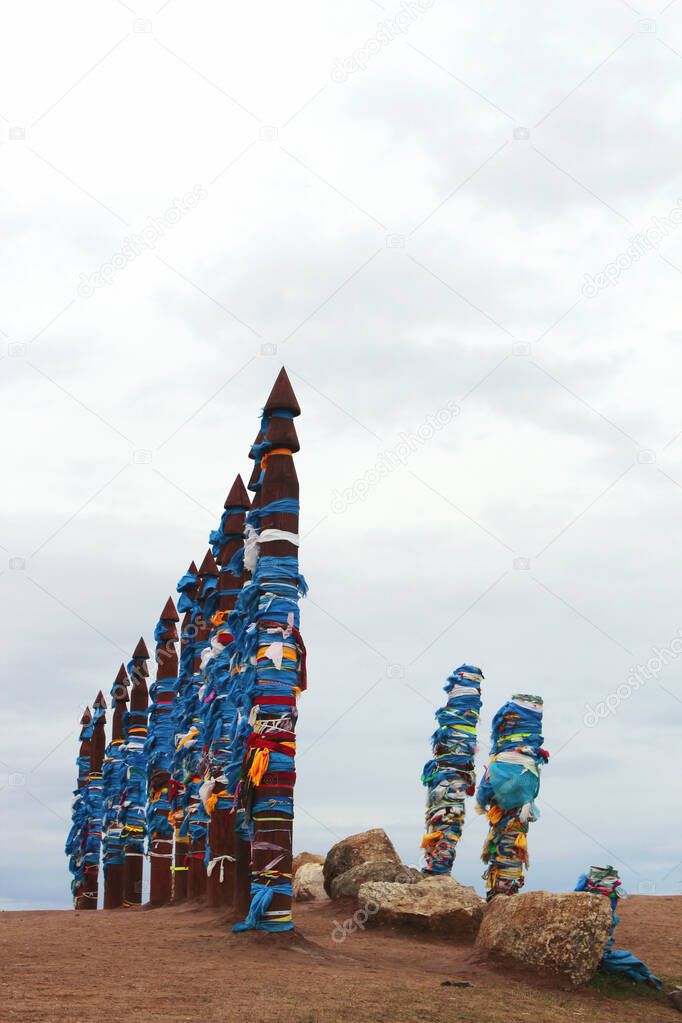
[207,854,235,883]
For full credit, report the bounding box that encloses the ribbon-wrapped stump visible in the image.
[476,694,549,899]
[421,664,483,875]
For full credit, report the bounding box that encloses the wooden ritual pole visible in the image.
[81,691,107,910]
[170,561,199,904]
[185,550,218,899]
[231,450,264,919]
[236,368,306,933]
[147,597,179,907]
[103,664,130,909]
[66,707,92,909]
[122,638,149,907]
[205,475,250,908]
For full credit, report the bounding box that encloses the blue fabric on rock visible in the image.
[574,867,661,988]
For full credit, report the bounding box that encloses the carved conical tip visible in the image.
[160,596,179,622]
[114,664,129,686]
[224,474,251,510]
[80,707,92,725]
[188,560,198,574]
[248,431,264,460]
[93,691,107,709]
[198,549,218,575]
[133,637,149,659]
[263,367,300,417]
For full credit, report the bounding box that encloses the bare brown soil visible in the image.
[1,896,680,1022]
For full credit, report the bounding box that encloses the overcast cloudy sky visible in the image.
[1,1,681,910]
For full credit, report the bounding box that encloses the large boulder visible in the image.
[293,862,329,902]
[475,891,613,986]
[330,860,416,900]
[358,875,484,937]
[323,829,400,895]
[292,852,324,877]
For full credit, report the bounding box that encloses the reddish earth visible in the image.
[1,896,680,1022]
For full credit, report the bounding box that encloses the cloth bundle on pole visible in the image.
[170,561,199,902]
[574,866,661,987]
[102,664,130,908]
[201,475,250,907]
[233,367,307,934]
[174,551,218,899]
[421,664,483,875]
[65,707,92,908]
[146,597,179,906]
[80,691,107,909]
[476,694,549,900]
[121,637,149,907]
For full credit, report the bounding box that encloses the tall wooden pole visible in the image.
[81,691,107,910]
[184,550,218,899]
[103,664,130,909]
[229,446,264,918]
[235,367,306,933]
[122,638,149,908]
[204,475,250,908]
[66,707,92,909]
[146,597,179,907]
[170,561,199,904]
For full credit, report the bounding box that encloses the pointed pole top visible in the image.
[160,595,180,622]
[80,707,92,725]
[263,367,300,417]
[224,474,251,510]
[188,559,199,574]
[114,663,129,686]
[93,691,107,709]
[112,664,130,704]
[133,636,149,659]
[198,549,218,576]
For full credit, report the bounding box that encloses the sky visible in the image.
[1,0,681,910]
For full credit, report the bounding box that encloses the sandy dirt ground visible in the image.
[1,895,680,1022]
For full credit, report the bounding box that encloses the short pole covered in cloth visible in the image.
[103,664,130,908]
[65,707,92,908]
[234,367,307,934]
[146,597,180,906]
[421,664,483,875]
[121,637,149,907]
[170,560,199,903]
[475,694,549,900]
[203,475,250,908]
[574,866,661,988]
[80,691,107,909]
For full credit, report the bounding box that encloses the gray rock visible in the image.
[669,988,682,1012]
[323,828,400,896]
[330,860,416,900]
[293,862,329,902]
[358,875,484,937]
[292,851,324,876]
